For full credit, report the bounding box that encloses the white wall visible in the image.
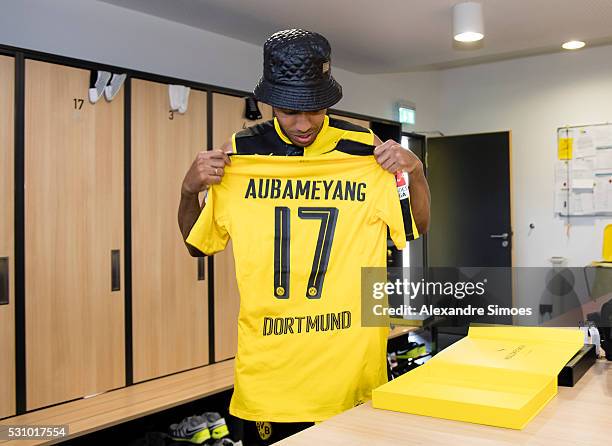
[335,70,441,132]
[0,0,440,129]
[0,0,264,93]
[437,45,612,267]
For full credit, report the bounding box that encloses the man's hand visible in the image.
[179,144,232,256]
[181,149,231,195]
[372,136,430,234]
[373,139,423,175]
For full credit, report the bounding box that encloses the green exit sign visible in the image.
[399,107,415,125]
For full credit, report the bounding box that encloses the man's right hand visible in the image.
[181,148,231,195]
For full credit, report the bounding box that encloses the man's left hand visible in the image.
[373,139,423,175]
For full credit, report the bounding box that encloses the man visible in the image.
[178,29,430,444]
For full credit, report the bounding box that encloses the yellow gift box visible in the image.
[372,326,583,429]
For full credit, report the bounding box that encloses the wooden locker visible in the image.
[329,114,370,129]
[0,55,15,418]
[131,79,209,382]
[24,60,125,410]
[211,93,272,362]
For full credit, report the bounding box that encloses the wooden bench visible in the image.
[0,360,235,445]
[388,325,418,340]
[0,328,418,445]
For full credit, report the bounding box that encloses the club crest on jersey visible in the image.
[256,422,272,440]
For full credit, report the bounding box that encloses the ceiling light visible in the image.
[453,2,484,42]
[562,40,585,50]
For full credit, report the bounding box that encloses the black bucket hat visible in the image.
[253,29,343,111]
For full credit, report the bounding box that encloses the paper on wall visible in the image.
[554,160,570,189]
[555,188,569,214]
[593,125,612,149]
[595,147,612,171]
[567,190,594,215]
[555,126,612,216]
[571,157,594,172]
[571,178,595,189]
[574,130,596,158]
[594,174,612,213]
[570,157,595,184]
[558,137,573,160]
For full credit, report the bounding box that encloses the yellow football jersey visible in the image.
[186,152,406,422]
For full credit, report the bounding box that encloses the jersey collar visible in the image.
[273,115,330,151]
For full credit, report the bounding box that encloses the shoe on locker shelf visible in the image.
[204,412,230,439]
[104,73,126,101]
[88,70,111,104]
[168,414,211,444]
[211,439,243,446]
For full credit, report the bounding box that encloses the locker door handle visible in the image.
[489,233,509,239]
[197,257,206,281]
[0,257,8,305]
[111,250,121,291]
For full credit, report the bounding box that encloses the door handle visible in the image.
[111,250,121,291]
[0,257,8,305]
[197,257,206,281]
[490,233,509,239]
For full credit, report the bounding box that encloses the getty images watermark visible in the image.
[360,267,612,327]
[369,276,530,317]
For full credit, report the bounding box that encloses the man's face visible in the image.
[273,108,327,147]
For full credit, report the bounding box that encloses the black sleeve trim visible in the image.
[400,194,417,241]
[328,117,370,133]
[234,120,292,155]
[334,139,375,156]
